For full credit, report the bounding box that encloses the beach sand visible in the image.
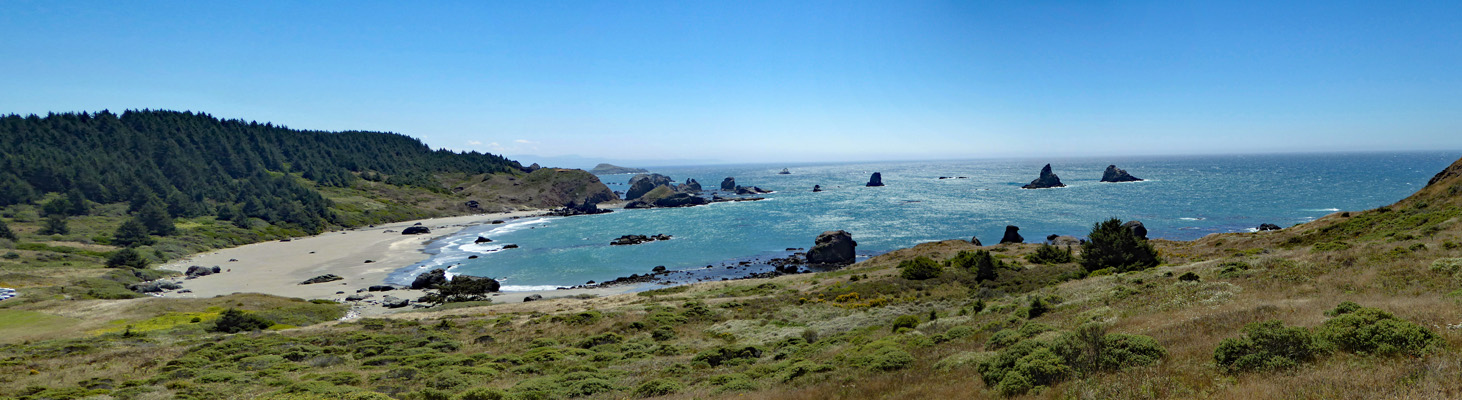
[158,210,637,317]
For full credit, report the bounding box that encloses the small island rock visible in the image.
[1000,225,1024,244]
[720,177,737,191]
[1022,164,1066,189]
[1101,165,1143,182]
[626,173,675,200]
[866,172,884,187]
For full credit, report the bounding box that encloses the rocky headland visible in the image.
[589,163,650,174]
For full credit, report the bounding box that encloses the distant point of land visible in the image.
[590,163,650,174]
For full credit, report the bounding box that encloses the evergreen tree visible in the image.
[65,189,89,216]
[112,218,154,247]
[1080,218,1161,273]
[137,199,176,236]
[41,197,72,216]
[0,218,16,242]
[106,248,149,268]
[40,215,69,235]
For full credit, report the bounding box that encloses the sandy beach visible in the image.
[159,210,636,316]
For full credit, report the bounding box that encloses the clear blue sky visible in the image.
[3,1,1459,164]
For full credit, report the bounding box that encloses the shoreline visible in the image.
[157,210,637,317]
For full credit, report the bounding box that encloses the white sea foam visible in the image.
[1179,217,1205,221]
[1303,208,1341,212]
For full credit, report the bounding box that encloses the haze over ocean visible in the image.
[391,151,1460,290]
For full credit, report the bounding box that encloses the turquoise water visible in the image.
[390,151,1460,290]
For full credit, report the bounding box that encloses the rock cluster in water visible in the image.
[611,234,672,246]
[626,174,674,200]
[1022,164,1066,189]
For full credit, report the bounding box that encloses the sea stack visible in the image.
[866,172,885,187]
[1122,220,1148,240]
[626,173,674,200]
[720,177,736,191]
[779,168,791,175]
[807,230,857,265]
[812,185,822,192]
[1101,165,1143,182]
[1000,225,1024,244]
[1021,164,1065,189]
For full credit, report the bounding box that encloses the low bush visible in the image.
[986,322,1053,350]
[634,379,682,397]
[1316,303,1439,356]
[1213,320,1325,373]
[210,308,274,333]
[455,387,507,400]
[899,256,943,280]
[949,250,1001,281]
[979,326,1165,396]
[891,315,920,332]
[1026,244,1075,264]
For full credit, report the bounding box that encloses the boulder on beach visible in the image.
[402,226,431,235]
[807,230,857,265]
[1022,164,1066,189]
[412,269,449,289]
[128,281,182,293]
[524,294,543,302]
[1101,165,1143,182]
[300,274,343,285]
[1258,223,1282,231]
[626,173,675,200]
[1122,220,1148,240]
[382,295,410,308]
[1000,225,1024,244]
[185,265,219,279]
[367,285,396,292]
[866,172,885,187]
[721,177,737,191]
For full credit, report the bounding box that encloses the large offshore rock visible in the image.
[807,230,857,265]
[1101,165,1143,182]
[1021,164,1066,189]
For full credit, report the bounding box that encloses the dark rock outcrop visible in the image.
[720,177,736,191]
[735,186,772,195]
[402,226,430,235]
[1022,164,1066,189]
[1046,235,1083,246]
[475,236,493,244]
[128,281,182,293]
[866,172,884,187]
[971,236,983,246]
[185,265,220,279]
[300,274,343,285]
[653,193,710,208]
[1122,220,1148,240]
[549,200,611,216]
[411,269,449,289]
[503,244,519,249]
[677,179,702,193]
[1101,165,1143,182]
[345,293,372,301]
[807,230,857,265]
[1000,225,1024,244]
[779,168,791,175]
[524,294,543,302]
[812,185,822,192]
[626,174,674,200]
[1258,223,1282,231]
[652,266,668,273]
[611,234,671,246]
[367,285,396,292]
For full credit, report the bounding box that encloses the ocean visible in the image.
[388,151,1461,291]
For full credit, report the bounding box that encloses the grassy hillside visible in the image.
[3,157,1461,399]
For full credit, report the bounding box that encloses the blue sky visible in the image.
[2,1,1459,165]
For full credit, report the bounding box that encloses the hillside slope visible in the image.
[1,158,1459,399]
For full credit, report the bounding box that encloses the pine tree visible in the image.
[65,189,89,216]
[112,218,154,247]
[1080,218,1161,273]
[40,215,69,235]
[137,199,176,236]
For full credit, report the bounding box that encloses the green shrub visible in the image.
[455,387,507,400]
[856,345,914,371]
[1317,304,1439,356]
[986,322,1053,350]
[899,256,943,280]
[692,346,763,367]
[1026,296,1051,319]
[1026,244,1075,264]
[949,250,1001,281]
[577,333,623,349]
[651,326,675,341]
[106,247,150,268]
[979,327,1165,396]
[210,308,274,333]
[634,379,682,397]
[1080,218,1161,273]
[1214,320,1325,373]
[891,315,920,332]
[1178,272,1200,282]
